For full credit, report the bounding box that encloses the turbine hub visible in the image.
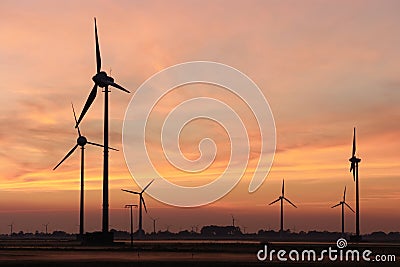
[349,156,361,163]
[77,136,87,146]
[92,71,114,88]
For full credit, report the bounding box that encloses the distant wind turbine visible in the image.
[268,179,297,233]
[331,186,354,235]
[53,103,117,238]
[8,223,13,236]
[121,179,154,237]
[43,223,49,235]
[230,214,235,227]
[74,18,130,234]
[149,216,159,234]
[349,127,361,239]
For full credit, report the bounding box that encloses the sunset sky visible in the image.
[0,0,399,235]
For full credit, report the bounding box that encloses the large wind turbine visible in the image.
[53,103,117,237]
[331,186,354,235]
[121,179,154,236]
[349,127,361,239]
[268,179,297,233]
[75,18,130,234]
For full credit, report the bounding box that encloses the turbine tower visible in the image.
[75,18,130,234]
[230,214,235,227]
[53,103,117,238]
[43,223,49,235]
[121,179,154,237]
[331,186,354,235]
[149,216,159,234]
[268,179,297,233]
[8,223,13,236]
[349,127,361,239]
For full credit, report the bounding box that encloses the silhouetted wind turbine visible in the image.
[8,223,13,236]
[75,18,130,234]
[268,179,297,233]
[165,224,173,232]
[43,223,49,235]
[53,103,117,238]
[121,179,154,237]
[331,186,354,235]
[349,127,361,239]
[149,216,159,234]
[230,214,235,227]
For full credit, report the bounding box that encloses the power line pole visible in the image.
[125,204,137,247]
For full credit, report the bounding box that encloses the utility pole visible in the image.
[125,204,137,247]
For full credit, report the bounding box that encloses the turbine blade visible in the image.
[352,127,356,157]
[141,179,155,193]
[53,144,78,170]
[268,198,280,205]
[108,82,130,93]
[345,202,355,213]
[331,203,341,208]
[284,197,297,208]
[94,17,101,73]
[142,196,148,213]
[343,186,346,202]
[121,189,140,195]
[75,84,98,128]
[352,168,355,181]
[87,141,119,151]
[71,103,81,136]
[282,179,285,197]
[87,141,103,148]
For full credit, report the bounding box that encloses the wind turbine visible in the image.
[230,214,235,227]
[149,216,159,234]
[53,103,117,238]
[43,223,49,235]
[74,18,130,234]
[349,127,361,239]
[331,186,354,235]
[8,223,13,236]
[268,179,297,233]
[121,179,154,236]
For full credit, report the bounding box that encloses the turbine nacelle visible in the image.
[92,71,114,88]
[77,136,88,146]
[349,156,361,163]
